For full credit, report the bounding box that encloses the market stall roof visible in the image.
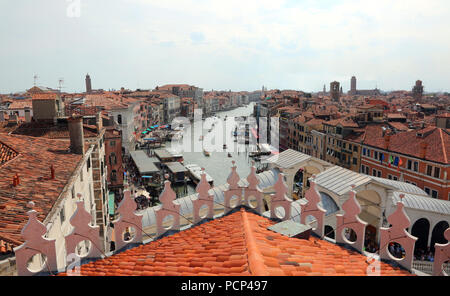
[265,149,311,169]
[130,150,160,175]
[166,162,187,173]
[154,149,174,160]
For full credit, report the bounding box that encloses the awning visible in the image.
[130,150,160,174]
[108,193,115,216]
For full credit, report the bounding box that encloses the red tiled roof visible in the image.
[58,209,411,276]
[363,125,449,164]
[0,134,83,247]
[32,93,59,100]
[8,99,32,110]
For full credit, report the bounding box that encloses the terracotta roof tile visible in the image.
[58,208,412,276]
[0,134,83,247]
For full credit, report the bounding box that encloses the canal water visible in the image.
[167,103,256,197]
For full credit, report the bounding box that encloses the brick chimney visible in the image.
[419,142,428,159]
[96,111,103,132]
[24,107,32,123]
[384,134,391,150]
[68,115,85,155]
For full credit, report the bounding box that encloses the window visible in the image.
[60,207,65,225]
[111,170,117,182]
[426,165,433,176]
[353,145,358,152]
[353,158,357,165]
[374,151,378,160]
[110,153,117,165]
[434,167,440,179]
[80,168,83,182]
[377,170,382,178]
[117,114,122,124]
[110,140,116,147]
[392,176,398,181]
[388,175,392,180]
[372,169,377,177]
[413,161,418,172]
[424,187,431,195]
[407,160,412,170]
[87,157,91,170]
[365,166,369,175]
[431,190,438,199]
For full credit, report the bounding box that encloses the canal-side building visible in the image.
[359,125,450,201]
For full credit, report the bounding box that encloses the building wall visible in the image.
[360,147,449,201]
[105,129,123,192]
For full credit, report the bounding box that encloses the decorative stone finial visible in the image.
[65,201,102,259]
[192,168,214,224]
[270,173,292,221]
[300,178,326,237]
[165,173,170,180]
[14,210,58,276]
[379,194,417,271]
[433,227,450,276]
[155,178,181,236]
[112,190,144,251]
[336,190,367,253]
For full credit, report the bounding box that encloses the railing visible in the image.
[412,260,450,275]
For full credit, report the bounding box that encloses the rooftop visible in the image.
[0,133,84,247]
[57,208,412,276]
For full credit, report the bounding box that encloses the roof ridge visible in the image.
[241,209,270,276]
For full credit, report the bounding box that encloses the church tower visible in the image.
[85,74,92,93]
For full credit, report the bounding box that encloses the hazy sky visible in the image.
[1,0,450,93]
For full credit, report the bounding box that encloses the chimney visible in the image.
[96,111,103,132]
[384,134,391,150]
[68,115,85,155]
[24,107,32,123]
[50,165,55,179]
[420,142,428,159]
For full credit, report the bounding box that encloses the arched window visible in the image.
[319,192,340,216]
[110,153,117,165]
[117,114,122,125]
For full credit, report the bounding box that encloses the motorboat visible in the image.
[203,149,211,157]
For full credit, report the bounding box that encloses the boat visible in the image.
[185,164,214,185]
[228,153,232,158]
[208,129,212,133]
[203,149,211,157]
[223,144,227,149]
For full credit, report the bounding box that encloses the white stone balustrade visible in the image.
[65,198,102,260]
[224,161,243,214]
[112,189,143,250]
[155,176,181,237]
[335,186,368,253]
[14,203,58,276]
[192,168,214,224]
[433,227,450,276]
[300,177,326,237]
[379,194,417,271]
[243,163,264,215]
[270,173,292,221]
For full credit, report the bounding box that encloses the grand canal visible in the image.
[166,102,257,197]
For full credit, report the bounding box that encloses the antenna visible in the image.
[33,74,39,86]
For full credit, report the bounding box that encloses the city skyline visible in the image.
[1,0,450,93]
